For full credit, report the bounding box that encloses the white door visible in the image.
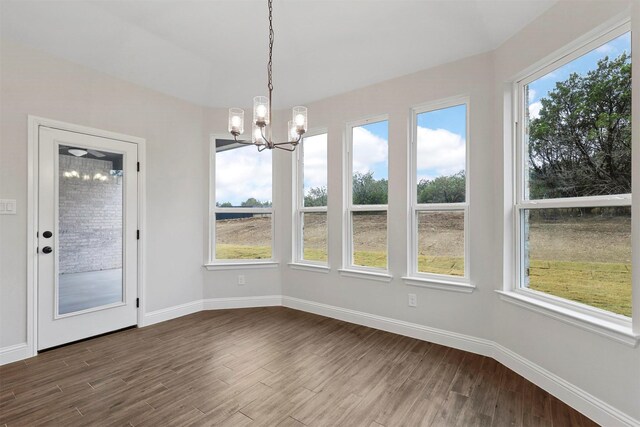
[37,127,138,350]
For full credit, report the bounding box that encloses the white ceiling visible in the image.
[1,0,556,108]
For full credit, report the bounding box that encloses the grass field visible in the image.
[216,213,631,317]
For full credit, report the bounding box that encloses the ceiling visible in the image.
[0,0,557,108]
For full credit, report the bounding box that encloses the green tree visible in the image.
[528,53,631,199]
[216,201,233,207]
[417,171,465,203]
[352,172,388,204]
[304,186,327,207]
[241,198,272,207]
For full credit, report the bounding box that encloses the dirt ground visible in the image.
[216,213,631,263]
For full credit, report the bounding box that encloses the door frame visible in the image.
[27,116,147,357]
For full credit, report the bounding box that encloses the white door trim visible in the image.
[27,116,147,357]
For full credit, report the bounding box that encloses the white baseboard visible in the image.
[0,343,30,365]
[282,296,639,427]
[143,300,204,326]
[281,296,494,356]
[493,344,639,427]
[143,295,282,326]
[202,295,282,310]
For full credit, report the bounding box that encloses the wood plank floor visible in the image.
[0,307,598,426]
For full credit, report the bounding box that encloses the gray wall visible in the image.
[58,155,122,274]
[0,38,207,348]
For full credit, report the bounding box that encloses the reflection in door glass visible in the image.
[58,145,124,315]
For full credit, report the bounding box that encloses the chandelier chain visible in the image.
[267,0,274,120]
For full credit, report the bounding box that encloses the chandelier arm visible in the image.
[233,136,256,146]
[273,144,296,152]
[259,125,272,148]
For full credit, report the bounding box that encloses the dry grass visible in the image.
[216,214,631,317]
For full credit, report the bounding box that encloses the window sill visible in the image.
[402,276,475,293]
[288,263,330,274]
[496,290,639,347]
[204,261,279,271]
[338,268,393,282]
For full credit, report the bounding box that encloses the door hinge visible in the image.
[137,162,140,172]
[137,230,140,240]
[136,298,140,308]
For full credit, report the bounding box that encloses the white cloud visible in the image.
[529,101,542,120]
[416,127,465,181]
[302,134,328,193]
[596,43,614,54]
[215,146,272,205]
[528,88,537,102]
[352,126,387,175]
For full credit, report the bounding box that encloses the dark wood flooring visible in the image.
[0,307,598,426]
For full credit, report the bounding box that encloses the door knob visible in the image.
[43,231,53,238]
[42,246,53,254]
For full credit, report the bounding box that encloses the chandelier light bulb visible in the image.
[288,121,298,142]
[256,105,267,119]
[228,108,245,135]
[292,106,308,133]
[253,96,270,125]
[252,125,264,144]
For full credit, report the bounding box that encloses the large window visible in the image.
[294,132,328,264]
[409,99,469,284]
[344,117,389,272]
[516,25,631,318]
[210,139,273,263]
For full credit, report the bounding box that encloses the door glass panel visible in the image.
[58,145,124,315]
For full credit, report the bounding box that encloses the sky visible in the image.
[216,144,272,206]
[302,133,328,197]
[416,104,466,183]
[350,107,467,187]
[352,121,389,181]
[528,32,631,119]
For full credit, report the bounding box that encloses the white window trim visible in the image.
[404,96,472,291]
[342,115,391,277]
[207,135,276,266]
[292,129,329,268]
[503,21,637,341]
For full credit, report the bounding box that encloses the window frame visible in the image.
[292,129,329,268]
[513,23,633,326]
[404,96,472,291]
[207,135,276,267]
[341,115,391,278]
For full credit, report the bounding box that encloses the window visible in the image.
[408,99,469,284]
[209,139,273,263]
[294,132,328,265]
[516,25,632,318]
[344,117,389,273]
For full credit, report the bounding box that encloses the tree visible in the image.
[216,201,232,207]
[352,172,388,205]
[528,53,631,199]
[417,171,465,203]
[240,198,272,207]
[304,186,327,207]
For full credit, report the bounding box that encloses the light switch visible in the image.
[0,199,16,215]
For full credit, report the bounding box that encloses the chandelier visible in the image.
[227,0,308,152]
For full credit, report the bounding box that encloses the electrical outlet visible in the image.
[408,293,417,307]
[238,275,246,285]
